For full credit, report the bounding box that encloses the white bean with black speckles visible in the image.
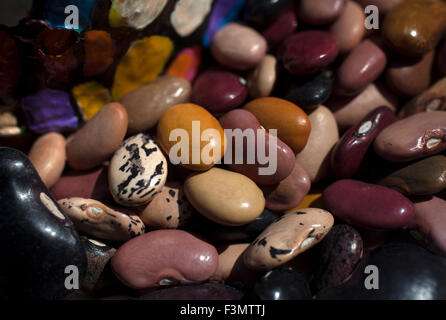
[108,133,168,207]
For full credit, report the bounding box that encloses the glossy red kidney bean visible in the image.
[192,68,248,115]
[334,40,387,96]
[278,31,339,76]
[323,179,415,230]
[262,8,297,49]
[374,111,446,163]
[330,106,397,178]
[50,166,112,203]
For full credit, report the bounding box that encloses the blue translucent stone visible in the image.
[44,0,98,33]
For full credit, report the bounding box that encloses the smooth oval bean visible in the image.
[111,230,218,289]
[28,132,66,188]
[323,179,415,229]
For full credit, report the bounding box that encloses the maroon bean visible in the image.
[323,179,415,230]
[192,68,248,115]
[262,8,297,49]
[262,162,311,212]
[334,40,387,96]
[278,31,339,76]
[50,166,112,203]
[219,109,295,185]
[330,106,397,178]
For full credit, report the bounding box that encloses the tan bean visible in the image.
[29,132,66,188]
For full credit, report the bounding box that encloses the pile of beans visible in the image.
[2,0,446,301]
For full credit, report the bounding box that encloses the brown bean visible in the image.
[386,51,434,98]
[398,77,446,118]
[66,102,128,170]
[330,1,365,53]
[119,75,191,134]
[298,0,345,26]
[28,132,66,188]
[355,0,405,16]
[296,106,339,183]
[211,23,267,70]
[327,83,398,131]
[211,243,258,284]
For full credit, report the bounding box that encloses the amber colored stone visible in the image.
[34,28,80,83]
[72,82,112,121]
[83,30,114,77]
[112,36,173,100]
[382,0,446,57]
[244,97,311,154]
[157,103,226,171]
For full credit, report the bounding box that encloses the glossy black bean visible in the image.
[0,147,86,300]
[317,243,446,300]
[284,71,333,110]
[252,269,312,300]
[80,236,125,296]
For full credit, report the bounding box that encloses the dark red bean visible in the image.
[278,31,339,76]
[323,179,415,230]
[192,68,248,114]
[330,106,397,178]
